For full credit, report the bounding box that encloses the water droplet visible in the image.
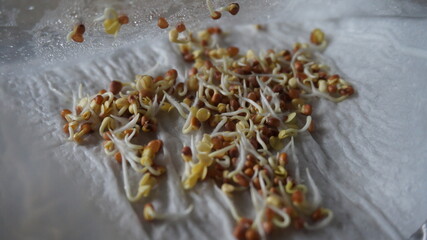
[28,6,35,11]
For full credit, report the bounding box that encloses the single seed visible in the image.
[310,28,325,45]
[301,104,312,115]
[147,139,163,153]
[196,108,211,122]
[75,24,85,34]
[225,120,236,131]
[182,146,192,156]
[245,229,260,240]
[228,146,239,158]
[227,46,239,57]
[263,221,274,235]
[63,123,69,134]
[294,61,304,72]
[165,69,178,80]
[211,92,222,105]
[114,152,122,164]
[176,22,186,33]
[110,80,123,95]
[211,11,222,20]
[327,84,337,93]
[244,168,254,177]
[227,3,240,15]
[118,15,129,24]
[247,92,258,101]
[292,190,304,204]
[288,89,300,99]
[233,225,246,240]
[266,117,280,128]
[61,109,72,120]
[157,17,169,29]
[234,174,249,187]
[278,152,288,166]
[94,95,104,105]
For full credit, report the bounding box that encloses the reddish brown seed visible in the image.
[318,71,327,79]
[247,92,258,101]
[114,152,122,164]
[189,67,198,76]
[63,123,69,134]
[234,174,249,187]
[252,177,261,189]
[140,89,153,99]
[224,120,236,132]
[245,229,260,240]
[114,152,123,164]
[176,22,186,33]
[230,99,240,110]
[191,117,201,128]
[328,74,340,81]
[279,153,288,166]
[207,26,222,35]
[233,225,246,240]
[118,15,129,24]
[282,50,292,61]
[157,17,169,29]
[272,84,284,93]
[227,46,239,57]
[181,146,192,156]
[148,139,163,153]
[61,109,72,120]
[288,89,300,99]
[183,53,195,62]
[294,61,304,72]
[71,34,84,43]
[211,11,222,20]
[292,190,304,204]
[98,89,107,94]
[75,24,85,34]
[102,132,111,141]
[244,168,254,178]
[263,221,274,235]
[211,136,224,150]
[165,69,178,80]
[260,126,271,137]
[301,104,312,115]
[211,92,223,105]
[327,85,337,93]
[228,147,239,158]
[94,95,104,105]
[250,137,259,149]
[265,207,275,221]
[201,39,209,47]
[205,60,214,69]
[110,81,123,95]
[311,208,324,221]
[266,117,280,128]
[75,106,83,115]
[227,3,240,15]
[339,86,355,96]
[248,76,259,88]
[245,154,256,168]
[80,123,92,133]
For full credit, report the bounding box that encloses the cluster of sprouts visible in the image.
[61,26,354,240]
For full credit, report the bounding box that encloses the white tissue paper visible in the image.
[1,0,427,240]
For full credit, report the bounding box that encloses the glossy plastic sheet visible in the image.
[1,0,427,239]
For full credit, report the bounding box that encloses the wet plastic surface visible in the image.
[1,1,427,239]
